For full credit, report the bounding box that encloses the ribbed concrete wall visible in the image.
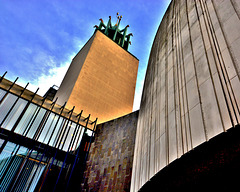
[131,0,240,191]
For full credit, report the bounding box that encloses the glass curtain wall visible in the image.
[0,88,96,192]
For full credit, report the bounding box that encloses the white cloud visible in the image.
[21,52,78,97]
[35,63,70,96]
[133,89,142,111]
[15,61,70,97]
[133,74,145,111]
[29,39,84,96]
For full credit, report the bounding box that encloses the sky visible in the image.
[0,0,171,111]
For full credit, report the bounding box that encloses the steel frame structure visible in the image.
[0,72,97,192]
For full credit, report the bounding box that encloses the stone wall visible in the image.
[55,30,139,124]
[131,0,240,191]
[81,111,139,191]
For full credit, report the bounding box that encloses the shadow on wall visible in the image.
[139,124,240,192]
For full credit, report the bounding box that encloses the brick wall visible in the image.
[81,111,139,191]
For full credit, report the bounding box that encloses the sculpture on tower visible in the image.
[94,13,133,51]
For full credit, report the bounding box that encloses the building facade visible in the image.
[2,1,240,191]
[0,76,97,191]
[55,19,139,124]
[130,0,240,191]
[0,15,139,192]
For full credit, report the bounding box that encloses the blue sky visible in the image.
[0,0,170,110]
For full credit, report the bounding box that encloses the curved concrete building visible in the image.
[131,0,240,191]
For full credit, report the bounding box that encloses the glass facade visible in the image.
[0,86,96,192]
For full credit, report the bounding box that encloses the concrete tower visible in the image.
[55,15,139,124]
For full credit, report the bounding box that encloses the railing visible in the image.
[0,72,97,192]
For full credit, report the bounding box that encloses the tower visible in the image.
[55,14,139,124]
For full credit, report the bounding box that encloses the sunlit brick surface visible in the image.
[82,111,138,191]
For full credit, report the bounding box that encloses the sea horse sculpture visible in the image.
[94,13,132,51]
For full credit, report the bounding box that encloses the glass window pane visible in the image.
[73,126,84,151]
[26,108,46,139]
[50,117,66,147]
[38,112,56,143]
[15,103,38,135]
[2,98,28,130]
[62,122,76,152]
[0,89,6,100]
[0,94,17,124]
